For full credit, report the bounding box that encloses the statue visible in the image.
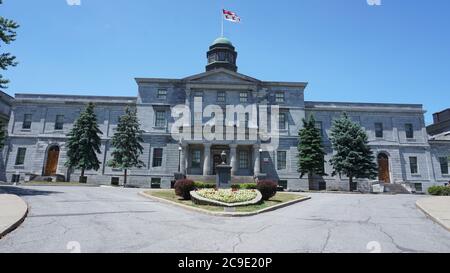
[216,150,232,189]
[221,151,227,165]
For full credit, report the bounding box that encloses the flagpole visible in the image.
[221,8,224,37]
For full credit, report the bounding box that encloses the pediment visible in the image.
[184,69,260,85]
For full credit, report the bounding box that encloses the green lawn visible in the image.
[146,190,306,213]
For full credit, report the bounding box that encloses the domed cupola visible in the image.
[206,37,238,72]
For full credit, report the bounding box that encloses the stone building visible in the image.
[0,91,14,181]
[2,37,449,192]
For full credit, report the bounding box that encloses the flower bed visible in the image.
[196,189,258,204]
[190,189,263,207]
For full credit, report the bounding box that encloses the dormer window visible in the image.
[157,89,167,100]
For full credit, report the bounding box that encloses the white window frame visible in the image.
[157,89,168,100]
[375,122,383,138]
[240,91,249,103]
[279,112,287,130]
[155,110,167,128]
[55,115,64,130]
[239,151,249,169]
[275,92,285,103]
[15,147,27,166]
[22,114,32,130]
[409,157,418,174]
[277,151,287,170]
[405,123,414,139]
[439,157,449,175]
[217,91,226,103]
[152,148,164,168]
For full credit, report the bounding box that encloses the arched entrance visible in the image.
[44,146,60,176]
[377,153,390,183]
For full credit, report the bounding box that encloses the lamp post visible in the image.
[178,146,182,173]
[259,148,263,174]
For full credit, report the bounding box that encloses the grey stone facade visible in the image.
[2,38,450,192]
[0,91,13,181]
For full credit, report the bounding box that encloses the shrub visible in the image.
[241,183,257,190]
[256,180,278,200]
[428,185,450,196]
[230,183,257,190]
[194,182,216,189]
[174,179,195,200]
[231,184,240,190]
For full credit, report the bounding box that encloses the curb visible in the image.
[0,195,29,239]
[139,191,311,217]
[416,200,450,232]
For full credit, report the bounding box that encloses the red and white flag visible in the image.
[223,9,241,23]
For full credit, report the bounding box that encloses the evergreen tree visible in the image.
[329,113,378,190]
[0,121,6,149]
[65,103,103,181]
[0,0,20,90]
[298,115,327,189]
[108,107,145,186]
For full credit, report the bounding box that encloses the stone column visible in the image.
[230,144,238,176]
[253,145,261,176]
[203,144,211,176]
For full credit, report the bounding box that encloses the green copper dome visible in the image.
[206,36,238,72]
[212,37,233,46]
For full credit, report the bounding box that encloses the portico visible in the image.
[180,143,261,178]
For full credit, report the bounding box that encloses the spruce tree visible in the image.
[329,113,378,190]
[298,115,326,189]
[65,103,103,182]
[0,0,20,90]
[108,107,145,186]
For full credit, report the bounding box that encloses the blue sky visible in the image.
[2,0,449,124]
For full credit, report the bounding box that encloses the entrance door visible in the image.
[377,153,390,183]
[212,155,222,175]
[44,146,60,176]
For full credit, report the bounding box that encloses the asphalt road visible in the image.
[0,185,449,253]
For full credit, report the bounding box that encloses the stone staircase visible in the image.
[28,175,66,183]
[383,183,411,194]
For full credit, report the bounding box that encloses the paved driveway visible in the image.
[0,185,449,253]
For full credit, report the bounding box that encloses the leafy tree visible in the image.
[298,115,327,189]
[65,103,103,181]
[0,121,6,149]
[0,0,20,90]
[108,107,145,186]
[329,113,378,190]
